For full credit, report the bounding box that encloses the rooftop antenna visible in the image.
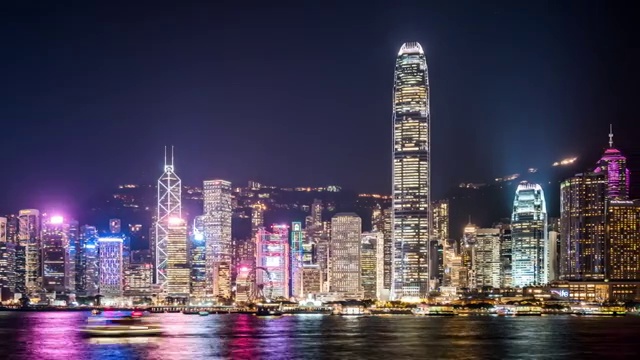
[171,145,174,167]
[609,124,614,148]
[164,145,167,167]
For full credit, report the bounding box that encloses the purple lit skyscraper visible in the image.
[594,125,630,200]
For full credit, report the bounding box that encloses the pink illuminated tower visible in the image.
[594,125,630,200]
[256,225,290,299]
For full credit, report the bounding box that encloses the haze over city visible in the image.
[1,1,638,213]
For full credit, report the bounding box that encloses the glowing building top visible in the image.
[594,125,630,200]
[398,42,424,55]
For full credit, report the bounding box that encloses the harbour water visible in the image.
[0,312,639,359]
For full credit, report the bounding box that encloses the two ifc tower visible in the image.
[154,42,433,300]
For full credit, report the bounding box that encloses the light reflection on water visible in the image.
[0,312,639,359]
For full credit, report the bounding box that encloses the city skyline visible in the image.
[1,2,639,213]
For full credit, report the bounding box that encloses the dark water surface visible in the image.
[1,312,639,359]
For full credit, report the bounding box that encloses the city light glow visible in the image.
[50,215,64,224]
[552,157,578,166]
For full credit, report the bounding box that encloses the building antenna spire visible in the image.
[609,124,614,148]
[164,145,167,167]
[171,145,174,167]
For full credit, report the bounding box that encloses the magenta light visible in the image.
[50,216,64,224]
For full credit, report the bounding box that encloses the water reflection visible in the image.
[0,312,639,359]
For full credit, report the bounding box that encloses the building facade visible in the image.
[474,228,502,289]
[361,231,384,300]
[41,216,68,294]
[606,200,640,280]
[166,218,190,298]
[18,209,40,295]
[76,225,99,297]
[511,182,548,287]
[154,148,182,287]
[98,237,123,298]
[203,179,233,300]
[392,42,431,300]
[256,225,290,299]
[330,213,362,297]
[560,172,607,280]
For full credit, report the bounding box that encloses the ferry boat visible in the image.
[571,305,627,316]
[81,312,163,337]
[412,305,457,316]
[332,304,370,317]
[496,305,542,316]
[199,311,210,316]
[255,303,283,317]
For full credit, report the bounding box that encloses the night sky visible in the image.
[1,1,638,213]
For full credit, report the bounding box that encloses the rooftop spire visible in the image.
[609,124,614,148]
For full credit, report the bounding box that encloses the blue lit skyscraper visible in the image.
[511,182,548,287]
[76,225,99,297]
[392,42,431,300]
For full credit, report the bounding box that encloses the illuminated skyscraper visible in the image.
[511,182,548,287]
[499,225,513,288]
[606,200,640,280]
[361,231,384,300]
[190,215,207,300]
[203,179,233,299]
[311,199,323,228]
[461,223,478,288]
[256,225,290,299]
[18,209,40,295]
[392,42,431,300]
[474,228,502,289]
[442,239,463,289]
[560,172,607,280]
[290,221,304,298]
[382,208,392,292]
[166,217,190,298]
[154,147,182,287]
[76,225,99,296]
[330,213,362,298]
[65,220,78,292]
[0,217,16,298]
[41,215,68,293]
[432,199,449,241]
[594,126,630,200]
[98,237,123,298]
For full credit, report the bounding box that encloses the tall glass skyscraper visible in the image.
[511,182,548,287]
[392,42,431,300]
[203,179,233,300]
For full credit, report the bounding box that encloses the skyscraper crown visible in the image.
[398,42,424,55]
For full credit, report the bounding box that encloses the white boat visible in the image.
[571,305,627,316]
[81,314,163,336]
[412,305,457,316]
[496,305,541,316]
[332,304,369,317]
